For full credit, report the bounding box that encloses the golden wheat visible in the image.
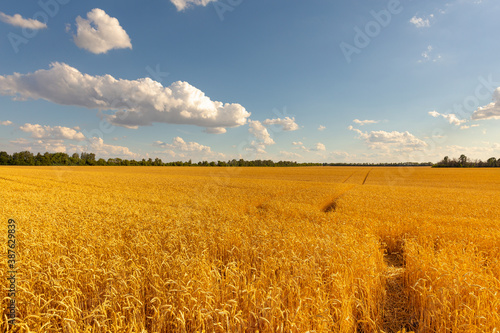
[1,166,499,332]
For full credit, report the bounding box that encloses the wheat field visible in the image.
[1,166,499,332]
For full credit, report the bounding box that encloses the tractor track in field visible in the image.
[342,171,356,183]
[324,169,373,212]
[362,168,373,185]
[326,168,417,330]
[382,249,417,332]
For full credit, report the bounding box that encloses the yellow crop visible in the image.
[1,166,499,332]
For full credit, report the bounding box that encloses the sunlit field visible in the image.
[1,166,500,332]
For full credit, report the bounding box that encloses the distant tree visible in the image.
[153,158,162,166]
[12,151,34,165]
[459,154,468,167]
[487,157,497,167]
[0,151,10,165]
[71,153,80,165]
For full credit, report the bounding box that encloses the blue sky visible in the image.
[1,0,499,163]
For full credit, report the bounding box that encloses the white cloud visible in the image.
[318,125,326,131]
[0,62,251,132]
[409,15,432,28]
[292,141,303,146]
[472,88,500,120]
[353,119,379,126]
[441,144,500,159]
[249,120,275,146]
[77,137,138,158]
[204,127,227,134]
[349,126,427,152]
[170,0,217,11]
[262,117,299,131]
[460,124,479,130]
[428,111,467,125]
[1,120,12,126]
[0,12,47,29]
[313,143,326,151]
[154,137,212,153]
[73,8,132,54]
[10,138,67,153]
[20,123,86,141]
[9,136,137,158]
[419,45,442,63]
[153,137,225,160]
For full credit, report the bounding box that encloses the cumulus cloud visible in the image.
[428,111,467,125]
[318,125,326,131]
[409,15,432,28]
[349,126,427,152]
[0,62,251,132]
[249,120,275,145]
[472,88,500,120]
[0,12,47,29]
[10,138,67,153]
[246,120,276,154]
[313,143,326,151]
[10,136,137,158]
[353,119,379,126]
[77,137,138,157]
[154,137,212,153]
[442,144,500,159]
[262,117,299,131]
[20,123,86,141]
[1,120,12,126]
[153,137,225,160]
[170,0,217,11]
[292,141,303,146]
[73,8,132,54]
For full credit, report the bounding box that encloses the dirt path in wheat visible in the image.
[382,252,416,332]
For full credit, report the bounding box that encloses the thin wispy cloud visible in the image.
[353,119,379,126]
[170,0,217,11]
[0,12,47,29]
[428,111,467,125]
[262,117,299,131]
[409,15,433,28]
[418,45,442,63]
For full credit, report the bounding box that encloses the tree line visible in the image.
[0,151,322,167]
[0,150,454,167]
[433,155,499,168]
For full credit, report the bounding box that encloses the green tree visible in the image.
[0,151,10,165]
[459,154,468,167]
